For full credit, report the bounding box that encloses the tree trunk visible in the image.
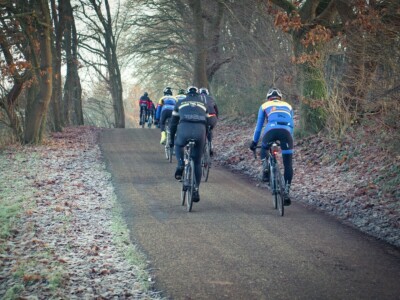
[24,0,53,144]
[293,33,327,133]
[63,0,83,125]
[50,0,64,132]
[188,0,208,87]
[90,0,125,128]
[2,83,24,142]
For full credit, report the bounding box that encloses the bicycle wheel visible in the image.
[169,147,173,163]
[276,170,284,216]
[181,166,187,206]
[270,164,277,209]
[186,160,195,212]
[165,144,170,160]
[201,142,211,182]
[141,113,145,128]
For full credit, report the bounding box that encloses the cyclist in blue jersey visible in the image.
[249,87,294,205]
[156,87,177,144]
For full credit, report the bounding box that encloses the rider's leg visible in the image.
[159,111,171,144]
[260,131,277,182]
[277,129,294,204]
[139,107,144,125]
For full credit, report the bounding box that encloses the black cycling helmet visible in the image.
[186,86,199,94]
[199,87,209,95]
[163,87,172,96]
[178,89,185,95]
[144,92,148,97]
[267,87,282,100]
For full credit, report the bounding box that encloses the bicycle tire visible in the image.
[276,170,284,216]
[181,166,188,206]
[204,141,211,182]
[186,160,194,212]
[141,113,145,128]
[270,163,277,209]
[181,183,187,206]
[165,144,170,160]
[202,142,210,182]
[169,148,173,163]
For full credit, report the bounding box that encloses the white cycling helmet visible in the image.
[186,86,199,94]
[163,87,172,95]
[267,87,282,99]
[199,87,209,95]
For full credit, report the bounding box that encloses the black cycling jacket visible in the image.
[169,93,208,142]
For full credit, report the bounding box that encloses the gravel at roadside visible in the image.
[0,127,161,299]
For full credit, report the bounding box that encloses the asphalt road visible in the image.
[100,128,400,300]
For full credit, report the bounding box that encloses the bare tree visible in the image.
[77,0,125,128]
[120,0,231,90]
[0,0,53,144]
[63,0,83,126]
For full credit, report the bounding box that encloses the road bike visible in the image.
[201,128,212,182]
[139,106,147,128]
[164,118,173,163]
[181,140,197,212]
[147,115,153,128]
[253,142,285,216]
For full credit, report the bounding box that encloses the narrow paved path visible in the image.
[100,128,400,300]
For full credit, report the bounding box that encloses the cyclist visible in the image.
[176,89,186,101]
[147,99,156,125]
[156,87,177,144]
[249,87,294,205]
[199,87,218,156]
[139,92,151,125]
[170,86,209,203]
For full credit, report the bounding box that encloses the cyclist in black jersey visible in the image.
[169,86,209,203]
[199,87,218,156]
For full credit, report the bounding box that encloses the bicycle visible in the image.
[201,128,212,182]
[181,140,197,212]
[139,106,147,128]
[253,142,285,216]
[164,118,173,163]
[147,115,153,128]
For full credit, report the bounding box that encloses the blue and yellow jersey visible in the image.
[253,99,294,143]
[155,95,177,120]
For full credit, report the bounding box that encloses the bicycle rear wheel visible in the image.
[168,145,173,163]
[181,167,188,206]
[186,160,195,212]
[165,145,170,160]
[276,171,284,216]
[141,113,145,128]
[270,164,277,209]
[202,142,211,182]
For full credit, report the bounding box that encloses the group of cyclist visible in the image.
[138,92,156,126]
[138,86,294,206]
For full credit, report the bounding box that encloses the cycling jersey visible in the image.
[200,94,218,118]
[155,95,177,120]
[139,95,150,107]
[170,93,208,191]
[253,99,294,154]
